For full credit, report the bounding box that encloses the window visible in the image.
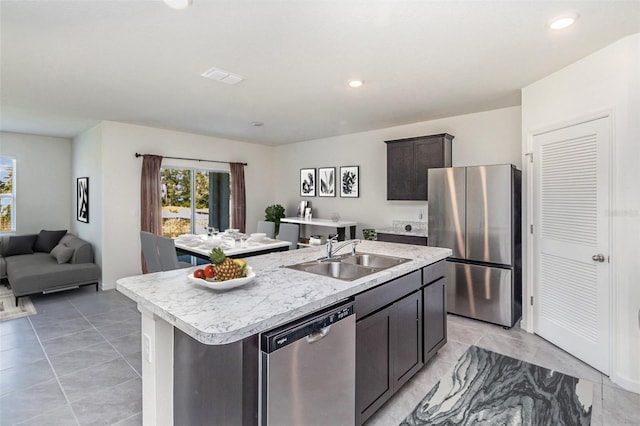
[160,167,230,237]
[0,157,16,233]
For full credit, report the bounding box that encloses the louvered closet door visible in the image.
[533,117,610,374]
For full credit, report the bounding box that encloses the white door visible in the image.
[532,117,610,374]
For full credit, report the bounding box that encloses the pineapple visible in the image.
[210,248,244,281]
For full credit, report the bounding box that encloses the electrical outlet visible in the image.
[143,333,151,363]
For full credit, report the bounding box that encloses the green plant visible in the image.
[265,204,286,235]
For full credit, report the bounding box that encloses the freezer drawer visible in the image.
[446,261,515,327]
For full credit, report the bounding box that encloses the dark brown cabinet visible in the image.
[355,306,392,425]
[392,291,423,389]
[355,261,447,425]
[376,232,428,246]
[386,133,453,200]
[355,290,422,425]
[423,277,447,363]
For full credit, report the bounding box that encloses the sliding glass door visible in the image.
[161,167,230,237]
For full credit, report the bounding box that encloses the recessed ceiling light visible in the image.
[548,13,579,30]
[348,80,364,88]
[250,122,264,127]
[164,0,192,10]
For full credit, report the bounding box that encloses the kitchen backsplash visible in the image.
[392,220,427,233]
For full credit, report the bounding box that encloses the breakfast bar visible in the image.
[116,240,451,425]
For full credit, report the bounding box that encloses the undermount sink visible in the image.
[286,252,411,281]
[340,253,409,269]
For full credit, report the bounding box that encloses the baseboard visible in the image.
[609,372,640,394]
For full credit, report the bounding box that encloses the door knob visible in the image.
[592,254,605,262]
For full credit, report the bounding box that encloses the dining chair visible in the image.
[157,235,192,271]
[277,223,300,250]
[140,231,163,273]
[257,221,276,239]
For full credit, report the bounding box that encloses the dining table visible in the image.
[173,233,291,261]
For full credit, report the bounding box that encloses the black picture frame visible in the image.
[318,167,336,197]
[340,166,359,198]
[77,177,89,223]
[300,168,316,197]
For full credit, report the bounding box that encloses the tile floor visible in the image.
[1,286,639,425]
[0,287,142,426]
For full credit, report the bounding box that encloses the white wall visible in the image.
[273,106,522,235]
[0,131,72,234]
[71,125,104,285]
[522,33,640,392]
[93,121,276,289]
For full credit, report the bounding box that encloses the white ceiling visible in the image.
[1,1,639,146]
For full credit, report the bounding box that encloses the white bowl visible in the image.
[177,234,198,241]
[201,239,223,248]
[187,267,255,291]
[250,232,267,241]
[225,228,240,234]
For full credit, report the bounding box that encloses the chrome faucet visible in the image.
[325,237,360,260]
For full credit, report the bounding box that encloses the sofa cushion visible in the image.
[50,244,74,264]
[2,235,37,257]
[6,253,100,297]
[34,230,68,253]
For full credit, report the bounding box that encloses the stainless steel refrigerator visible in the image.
[427,165,522,327]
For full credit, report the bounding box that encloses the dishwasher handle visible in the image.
[306,326,331,343]
[261,302,354,353]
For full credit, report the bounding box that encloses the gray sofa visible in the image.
[0,232,100,305]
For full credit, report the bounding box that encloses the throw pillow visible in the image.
[50,243,74,264]
[34,230,68,253]
[2,235,38,257]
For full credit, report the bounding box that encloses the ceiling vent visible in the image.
[201,67,245,85]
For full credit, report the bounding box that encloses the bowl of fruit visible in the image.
[187,248,254,290]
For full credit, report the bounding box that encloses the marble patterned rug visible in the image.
[402,345,593,425]
[0,286,37,322]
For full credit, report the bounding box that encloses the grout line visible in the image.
[68,298,142,379]
[111,409,142,425]
[26,310,82,426]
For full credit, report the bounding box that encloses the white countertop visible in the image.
[174,235,291,257]
[116,240,450,345]
[281,217,357,227]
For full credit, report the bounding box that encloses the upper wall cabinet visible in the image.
[385,133,453,200]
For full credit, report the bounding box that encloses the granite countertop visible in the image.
[116,240,450,345]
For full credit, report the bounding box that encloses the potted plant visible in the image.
[265,204,286,235]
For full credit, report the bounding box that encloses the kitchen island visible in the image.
[116,240,451,425]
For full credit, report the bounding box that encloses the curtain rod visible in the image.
[134,153,247,166]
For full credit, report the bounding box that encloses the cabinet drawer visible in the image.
[355,270,421,319]
[422,260,445,286]
[376,233,427,246]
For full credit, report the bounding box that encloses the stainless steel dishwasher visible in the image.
[260,300,355,426]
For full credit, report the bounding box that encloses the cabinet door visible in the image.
[386,141,414,200]
[392,291,423,390]
[356,306,392,425]
[424,277,447,363]
[414,139,445,200]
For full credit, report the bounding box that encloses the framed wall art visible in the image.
[340,166,359,198]
[77,177,89,223]
[300,168,316,197]
[318,167,336,197]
